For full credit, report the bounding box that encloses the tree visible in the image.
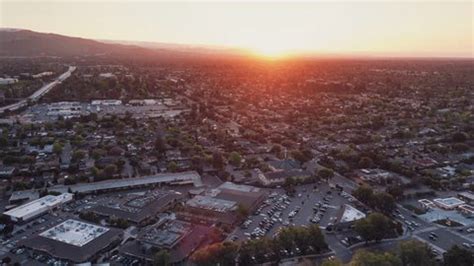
[358,157,374,168]
[352,186,374,205]
[452,132,468,142]
[228,151,242,167]
[212,151,225,170]
[386,185,404,200]
[398,240,435,266]
[355,213,393,242]
[236,203,249,220]
[155,136,167,154]
[321,259,343,266]
[72,149,87,162]
[191,241,238,266]
[0,137,7,146]
[271,144,284,157]
[104,164,117,177]
[318,168,334,181]
[443,245,474,266]
[167,161,178,172]
[373,192,396,215]
[153,250,170,266]
[351,250,401,266]
[52,142,63,155]
[292,149,312,164]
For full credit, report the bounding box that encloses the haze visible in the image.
[1,0,473,58]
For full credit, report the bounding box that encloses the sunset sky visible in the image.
[1,0,473,58]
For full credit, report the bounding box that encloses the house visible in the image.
[0,166,16,178]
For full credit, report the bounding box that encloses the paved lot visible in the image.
[416,228,474,252]
[230,182,356,242]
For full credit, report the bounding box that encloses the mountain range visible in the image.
[0,28,248,58]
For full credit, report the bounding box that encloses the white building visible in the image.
[4,193,73,222]
[433,197,465,210]
[91,99,122,106]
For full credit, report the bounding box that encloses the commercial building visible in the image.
[4,193,73,223]
[433,197,465,210]
[87,189,183,225]
[22,219,122,263]
[91,99,122,106]
[120,219,214,264]
[49,171,203,194]
[178,182,265,225]
[418,199,436,209]
[458,192,474,203]
[458,204,474,218]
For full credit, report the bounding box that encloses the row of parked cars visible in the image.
[243,194,294,239]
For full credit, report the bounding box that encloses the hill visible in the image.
[0,29,164,57]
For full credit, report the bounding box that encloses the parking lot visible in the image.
[230,182,357,242]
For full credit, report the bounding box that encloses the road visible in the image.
[0,66,76,114]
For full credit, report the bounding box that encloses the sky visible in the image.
[1,0,473,58]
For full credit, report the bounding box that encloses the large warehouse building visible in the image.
[22,219,122,263]
[3,193,73,223]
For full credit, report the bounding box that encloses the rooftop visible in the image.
[40,219,109,247]
[4,193,73,219]
[50,171,202,194]
[433,197,465,207]
[339,204,366,223]
[186,195,237,213]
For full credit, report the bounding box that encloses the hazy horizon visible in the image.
[1,1,473,58]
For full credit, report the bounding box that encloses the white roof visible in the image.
[4,193,73,219]
[40,219,109,247]
[340,204,366,223]
[434,197,465,207]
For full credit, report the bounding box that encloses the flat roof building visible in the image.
[40,219,109,247]
[433,197,465,210]
[22,219,122,263]
[458,192,474,203]
[87,189,182,225]
[4,193,73,222]
[49,171,203,194]
[186,195,237,213]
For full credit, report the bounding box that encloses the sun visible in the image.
[249,42,295,59]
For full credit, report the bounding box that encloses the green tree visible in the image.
[167,161,178,172]
[229,151,242,167]
[153,250,170,266]
[374,192,396,215]
[355,213,393,242]
[236,203,249,220]
[212,151,226,170]
[0,137,8,146]
[452,132,468,142]
[52,142,63,155]
[318,168,334,181]
[358,157,374,168]
[398,240,435,266]
[155,136,167,154]
[104,164,117,177]
[321,259,343,266]
[191,241,238,266]
[351,250,401,266]
[72,149,87,162]
[443,245,474,266]
[352,186,374,205]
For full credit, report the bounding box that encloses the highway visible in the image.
[0,66,76,114]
